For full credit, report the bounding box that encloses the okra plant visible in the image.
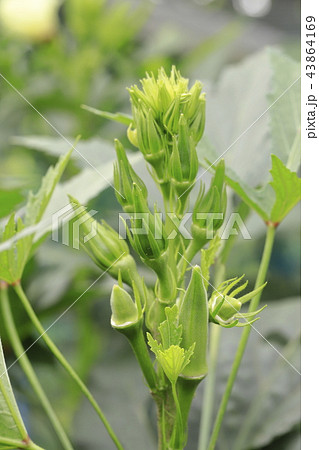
[0,65,300,450]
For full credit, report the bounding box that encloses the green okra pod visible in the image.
[179,266,208,379]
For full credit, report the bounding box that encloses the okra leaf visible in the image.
[25,149,73,227]
[147,334,195,384]
[81,105,133,126]
[268,50,301,172]
[158,305,182,349]
[0,339,28,447]
[0,189,24,219]
[224,168,274,221]
[0,215,30,284]
[157,345,195,384]
[207,154,300,225]
[11,136,116,169]
[0,152,143,255]
[0,151,72,283]
[269,155,301,224]
[199,48,301,225]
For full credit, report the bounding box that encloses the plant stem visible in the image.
[13,283,124,450]
[0,437,44,449]
[27,441,46,450]
[127,325,158,391]
[197,324,221,450]
[198,263,225,450]
[177,377,201,433]
[170,382,184,449]
[177,239,203,280]
[0,286,73,450]
[208,224,276,449]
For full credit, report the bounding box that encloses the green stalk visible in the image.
[198,324,221,450]
[177,377,201,432]
[13,282,124,450]
[27,441,46,450]
[0,286,73,450]
[198,263,225,450]
[177,239,203,280]
[170,382,184,449]
[208,224,276,449]
[0,437,44,450]
[126,325,158,391]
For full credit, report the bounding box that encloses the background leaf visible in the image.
[0,152,142,253]
[269,155,301,223]
[198,49,272,186]
[81,105,133,126]
[11,136,117,169]
[25,150,73,227]
[0,339,28,447]
[189,297,300,450]
[268,50,301,172]
[224,168,273,221]
[198,48,301,224]
[0,189,24,219]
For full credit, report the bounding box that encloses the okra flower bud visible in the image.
[111,285,139,328]
[69,197,135,283]
[110,280,158,391]
[126,184,167,261]
[179,266,208,379]
[110,284,140,330]
[169,115,199,201]
[113,139,148,212]
[128,67,205,145]
[181,82,206,144]
[191,160,226,243]
[124,184,176,303]
[209,275,267,328]
[128,67,189,121]
[135,108,168,180]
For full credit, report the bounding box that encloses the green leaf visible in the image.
[0,215,30,284]
[198,49,273,187]
[0,151,72,283]
[81,105,133,126]
[209,155,301,224]
[0,339,28,447]
[269,155,301,223]
[158,305,182,350]
[147,309,195,384]
[198,48,301,225]
[0,189,24,219]
[157,345,195,384]
[268,50,301,172]
[25,150,73,227]
[0,152,143,255]
[11,136,116,169]
[224,168,274,221]
[147,338,195,385]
